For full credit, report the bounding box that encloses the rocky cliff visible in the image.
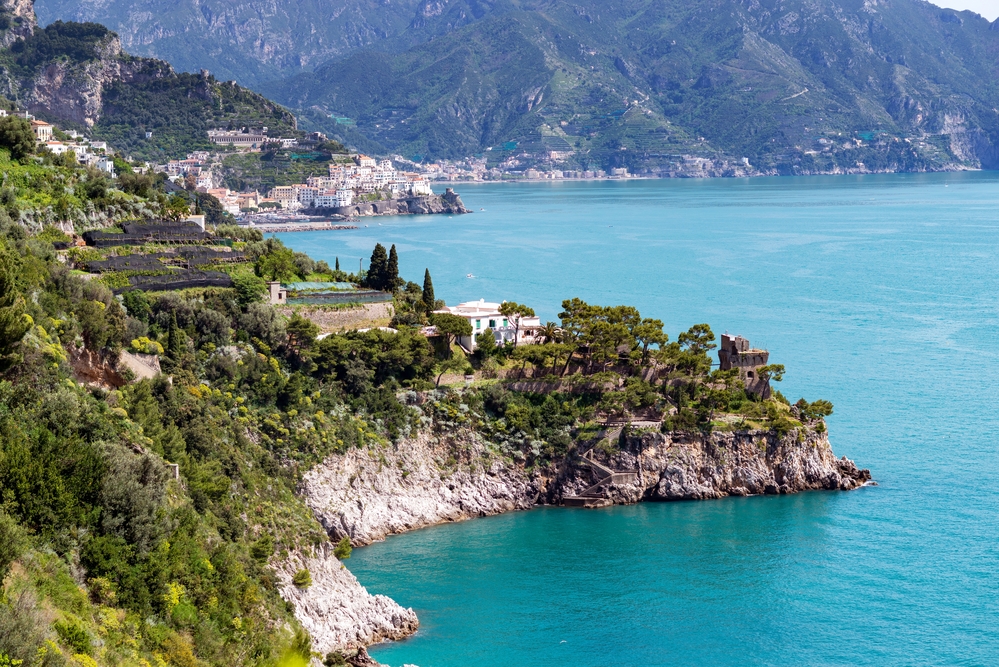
[302,429,547,546]
[275,544,418,659]
[303,424,869,547]
[0,0,297,158]
[308,189,470,219]
[0,0,34,48]
[291,422,868,659]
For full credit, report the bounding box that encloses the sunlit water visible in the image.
[278,173,999,666]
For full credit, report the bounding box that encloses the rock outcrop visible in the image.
[555,428,871,504]
[307,189,470,219]
[293,423,869,657]
[275,544,419,657]
[303,424,869,547]
[303,430,547,546]
[0,0,34,48]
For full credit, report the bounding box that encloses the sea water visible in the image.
[277,172,999,666]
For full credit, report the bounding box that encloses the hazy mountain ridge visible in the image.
[267,0,999,171]
[31,0,999,171]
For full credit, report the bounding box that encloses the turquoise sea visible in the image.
[277,172,999,666]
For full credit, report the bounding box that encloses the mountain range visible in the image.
[29,0,999,172]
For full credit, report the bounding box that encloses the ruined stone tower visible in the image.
[718,334,771,397]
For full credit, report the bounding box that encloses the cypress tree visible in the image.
[386,244,401,292]
[167,313,185,361]
[335,257,340,273]
[367,244,387,289]
[422,268,435,311]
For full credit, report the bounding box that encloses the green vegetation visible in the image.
[0,10,300,161]
[94,71,299,160]
[0,146,162,229]
[256,0,999,171]
[291,570,312,589]
[333,537,351,561]
[220,145,348,193]
[363,243,402,292]
[0,162,834,667]
[6,21,110,71]
[0,116,35,160]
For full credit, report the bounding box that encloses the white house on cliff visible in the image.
[435,299,541,351]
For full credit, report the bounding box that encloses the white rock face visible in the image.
[275,544,418,656]
[302,430,542,546]
[285,424,869,660]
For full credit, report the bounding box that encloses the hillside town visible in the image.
[1,109,119,176]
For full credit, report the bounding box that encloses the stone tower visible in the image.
[718,334,771,397]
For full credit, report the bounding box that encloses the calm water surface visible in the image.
[278,173,999,666]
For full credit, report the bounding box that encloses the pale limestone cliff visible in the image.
[302,430,546,547]
[20,35,171,126]
[556,428,870,504]
[0,0,34,48]
[275,544,418,657]
[291,423,868,662]
[302,424,869,548]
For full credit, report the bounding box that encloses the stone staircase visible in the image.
[563,449,639,508]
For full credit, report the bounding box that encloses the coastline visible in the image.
[281,423,870,665]
[423,163,979,186]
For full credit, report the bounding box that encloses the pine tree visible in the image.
[367,244,387,289]
[386,244,401,292]
[422,268,435,311]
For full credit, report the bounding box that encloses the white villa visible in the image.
[435,299,541,351]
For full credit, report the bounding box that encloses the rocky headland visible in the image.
[282,423,870,664]
[304,188,469,219]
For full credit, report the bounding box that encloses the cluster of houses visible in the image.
[264,155,435,211]
[1,110,117,176]
[158,152,435,215]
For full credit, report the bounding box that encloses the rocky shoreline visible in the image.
[302,188,469,219]
[280,424,870,664]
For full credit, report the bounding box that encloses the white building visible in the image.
[294,185,319,207]
[96,156,116,178]
[335,188,353,207]
[434,299,541,351]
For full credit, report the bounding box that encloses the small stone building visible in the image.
[718,334,771,397]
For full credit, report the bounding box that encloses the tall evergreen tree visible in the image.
[367,244,387,289]
[335,257,340,272]
[422,268,435,311]
[386,244,401,292]
[167,313,185,361]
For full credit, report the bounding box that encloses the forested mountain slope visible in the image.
[268,0,999,171]
[33,0,999,171]
[0,0,297,159]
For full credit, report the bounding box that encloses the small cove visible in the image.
[279,173,999,666]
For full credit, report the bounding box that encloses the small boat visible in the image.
[466,273,475,278]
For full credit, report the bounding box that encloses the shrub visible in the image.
[53,621,91,656]
[0,117,35,160]
[0,511,27,582]
[250,535,274,563]
[232,273,267,306]
[333,537,351,560]
[291,569,311,589]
